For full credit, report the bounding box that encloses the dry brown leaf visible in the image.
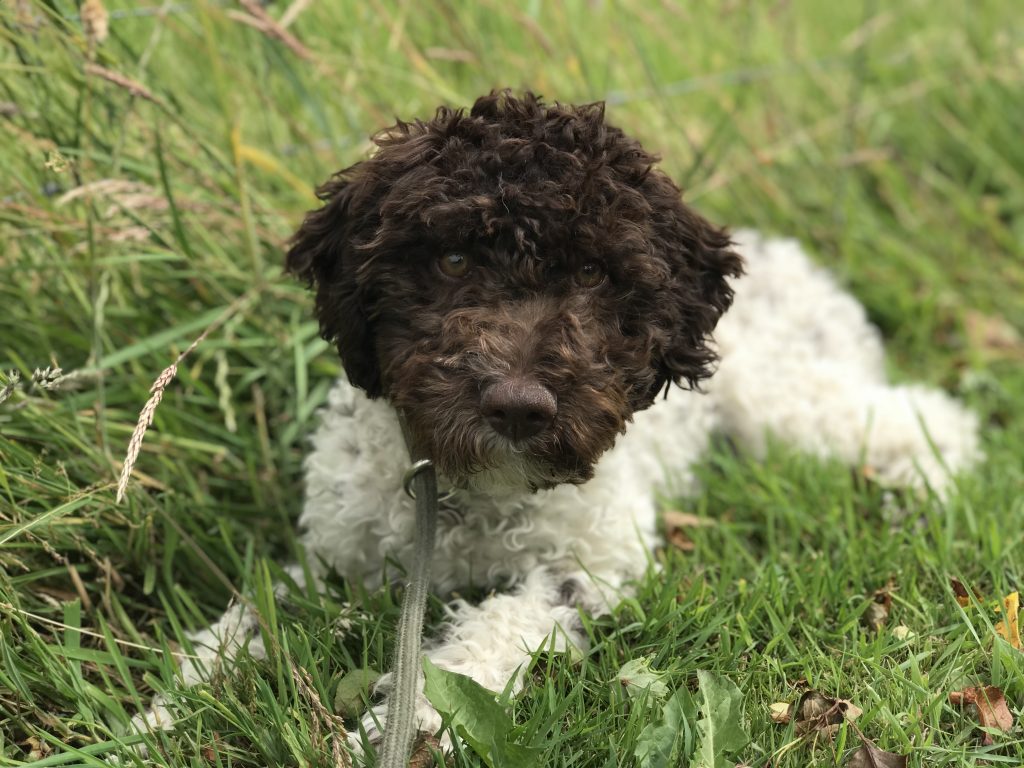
[950,578,977,608]
[862,584,894,631]
[994,591,1021,650]
[666,527,694,551]
[964,310,1024,360]
[200,733,224,763]
[951,578,970,607]
[777,690,862,737]
[949,685,1014,745]
[769,702,791,723]
[409,734,447,767]
[663,509,717,529]
[663,509,715,552]
[846,738,907,768]
[20,737,52,761]
[891,625,915,641]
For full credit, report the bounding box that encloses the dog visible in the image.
[133,91,980,756]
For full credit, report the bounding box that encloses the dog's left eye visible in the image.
[438,252,472,278]
[576,262,605,288]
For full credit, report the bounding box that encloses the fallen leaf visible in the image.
[409,734,445,768]
[616,656,670,701]
[667,527,695,551]
[964,310,1024,361]
[949,685,1014,745]
[951,578,970,607]
[663,509,715,553]
[844,702,865,722]
[20,737,52,761]
[950,578,981,608]
[769,702,791,723]
[994,591,1021,650]
[890,625,915,641]
[779,690,862,738]
[200,734,225,763]
[663,510,717,528]
[862,584,894,631]
[846,738,907,767]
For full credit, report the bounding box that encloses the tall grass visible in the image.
[1,1,1022,765]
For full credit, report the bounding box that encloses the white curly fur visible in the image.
[131,231,980,756]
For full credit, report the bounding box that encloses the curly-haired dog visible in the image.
[135,92,980,754]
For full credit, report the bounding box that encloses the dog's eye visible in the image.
[439,252,472,278]
[576,262,605,288]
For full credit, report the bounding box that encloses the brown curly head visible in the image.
[287,90,743,489]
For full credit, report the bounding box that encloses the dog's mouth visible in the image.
[395,393,613,494]
[461,430,597,492]
[442,448,594,494]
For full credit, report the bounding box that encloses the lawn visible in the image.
[1,1,1022,766]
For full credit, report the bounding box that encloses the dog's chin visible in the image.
[448,461,591,495]
[435,434,598,494]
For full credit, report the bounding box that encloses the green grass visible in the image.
[1,0,1023,765]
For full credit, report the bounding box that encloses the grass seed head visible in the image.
[81,0,109,49]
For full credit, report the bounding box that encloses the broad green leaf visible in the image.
[489,735,544,767]
[332,668,380,719]
[634,687,697,768]
[422,657,540,768]
[693,670,748,768]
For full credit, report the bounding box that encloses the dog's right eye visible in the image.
[438,252,472,278]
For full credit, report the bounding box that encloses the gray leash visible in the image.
[377,413,443,768]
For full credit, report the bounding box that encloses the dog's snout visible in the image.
[481,379,557,442]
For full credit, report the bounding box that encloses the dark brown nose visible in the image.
[481,379,557,442]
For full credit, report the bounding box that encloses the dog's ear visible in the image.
[286,166,383,397]
[647,178,744,396]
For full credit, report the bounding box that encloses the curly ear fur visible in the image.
[642,171,744,395]
[286,166,384,397]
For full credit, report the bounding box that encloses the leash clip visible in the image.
[403,459,456,502]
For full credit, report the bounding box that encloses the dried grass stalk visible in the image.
[81,0,109,49]
[84,64,157,103]
[56,179,154,206]
[279,0,313,29]
[291,665,351,768]
[115,349,197,503]
[116,294,252,503]
[229,0,312,60]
